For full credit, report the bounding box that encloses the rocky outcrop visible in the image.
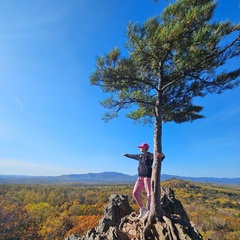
[65,188,202,240]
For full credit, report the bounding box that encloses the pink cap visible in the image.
[138,143,149,150]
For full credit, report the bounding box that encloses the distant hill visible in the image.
[0,172,239,185]
[161,174,240,185]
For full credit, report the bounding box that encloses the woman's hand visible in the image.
[156,152,165,159]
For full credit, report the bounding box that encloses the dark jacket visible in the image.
[124,152,153,178]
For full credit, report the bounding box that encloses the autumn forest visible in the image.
[0,179,239,240]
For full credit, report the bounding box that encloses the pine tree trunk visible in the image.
[148,86,163,223]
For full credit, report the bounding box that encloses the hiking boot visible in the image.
[138,207,148,218]
[143,210,149,218]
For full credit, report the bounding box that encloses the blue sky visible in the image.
[0,0,239,178]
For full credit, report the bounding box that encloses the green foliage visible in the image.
[90,0,240,124]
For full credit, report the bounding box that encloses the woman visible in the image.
[122,142,165,218]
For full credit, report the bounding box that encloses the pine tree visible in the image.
[90,0,240,225]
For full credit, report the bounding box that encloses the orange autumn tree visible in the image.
[66,215,101,237]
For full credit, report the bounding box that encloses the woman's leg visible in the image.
[144,177,151,210]
[132,177,144,208]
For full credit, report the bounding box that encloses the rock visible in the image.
[65,233,81,240]
[78,194,132,240]
[96,194,133,234]
[103,194,134,223]
[65,188,202,240]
